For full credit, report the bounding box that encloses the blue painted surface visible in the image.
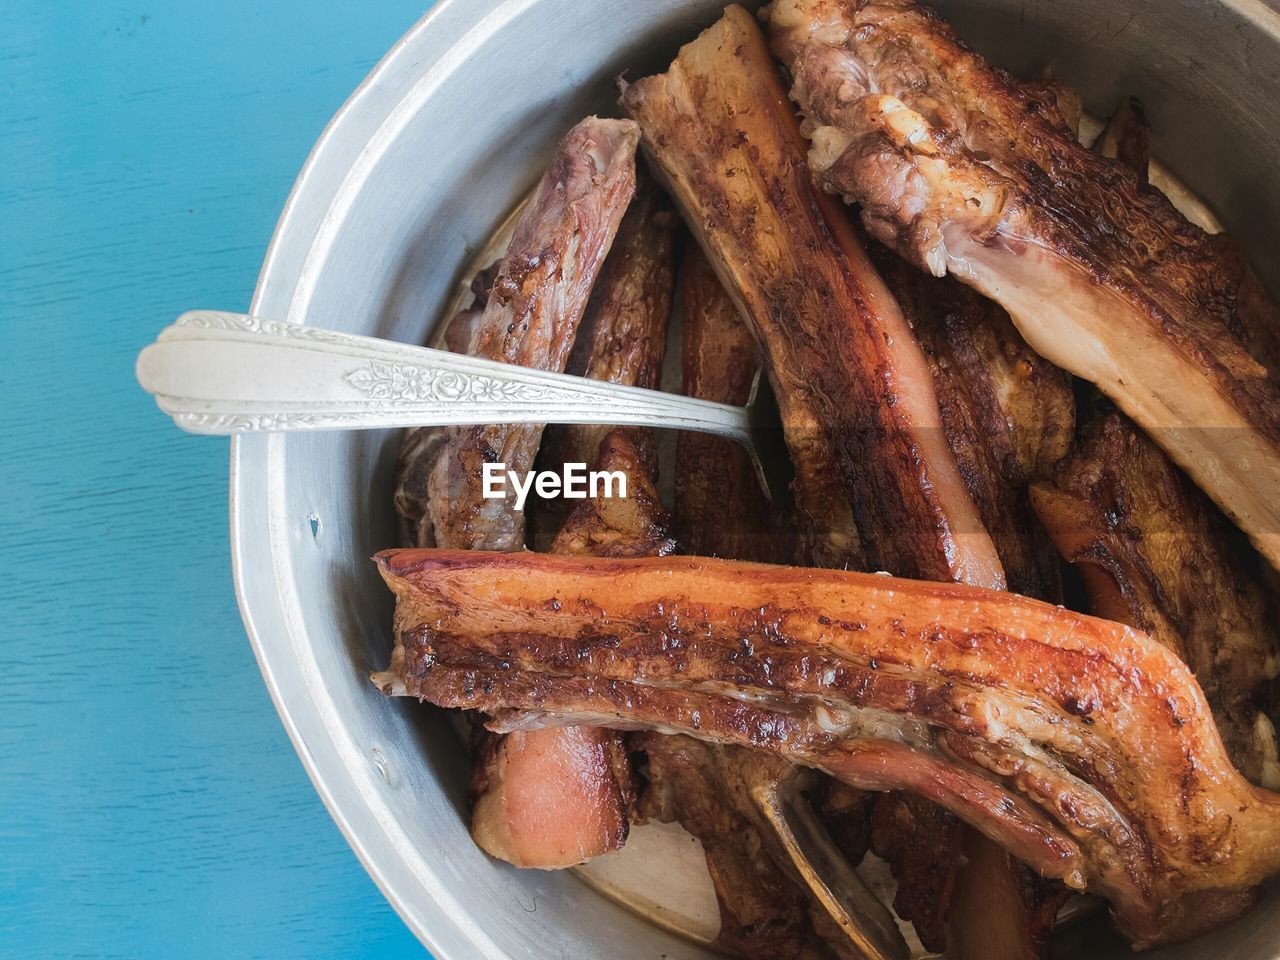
[1,3,434,956]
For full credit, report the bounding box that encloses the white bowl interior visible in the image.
[232,1,1280,957]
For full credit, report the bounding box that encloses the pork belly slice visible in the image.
[1031,408,1280,789]
[768,0,1280,570]
[419,115,638,552]
[622,6,1002,587]
[372,549,1280,947]
[675,244,791,565]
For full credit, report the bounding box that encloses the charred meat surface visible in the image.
[538,179,677,488]
[549,429,676,560]
[418,116,638,552]
[373,549,1280,947]
[1031,408,1280,789]
[872,248,1073,601]
[768,0,1280,570]
[623,7,1003,587]
[675,244,790,564]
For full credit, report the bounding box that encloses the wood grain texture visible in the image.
[0,2,434,956]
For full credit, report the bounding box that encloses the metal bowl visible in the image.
[230,1,1280,957]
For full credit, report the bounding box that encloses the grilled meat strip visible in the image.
[870,246,1072,957]
[866,251,1071,957]
[417,116,638,552]
[1031,409,1280,790]
[675,244,789,564]
[537,180,676,483]
[482,183,676,859]
[373,549,1280,947]
[768,0,1280,571]
[470,429,671,867]
[873,248,1073,602]
[622,7,1002,587]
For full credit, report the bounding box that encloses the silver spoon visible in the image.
[136,310,789,501]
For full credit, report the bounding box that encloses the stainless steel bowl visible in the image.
[230,1,1280,956]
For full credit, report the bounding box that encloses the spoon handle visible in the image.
[136,311,752,444]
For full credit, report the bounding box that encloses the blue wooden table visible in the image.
[1,3,434,956]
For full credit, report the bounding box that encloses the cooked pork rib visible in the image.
[373,549,1280,947]
[868,247,1073,958]
[418,116,638,552]
[390,118,640,869]
[538,179,676,483]
[767,0,1280,570]
[1031,408,1280,789]
[675,245,789,564]
[872,247,1073,602]
[666,266,886,958]
[622,7,1002,587]
[489,181,677,859]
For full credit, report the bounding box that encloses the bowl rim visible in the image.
[228,2,521,956]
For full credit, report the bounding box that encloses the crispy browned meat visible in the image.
[868,792,959,952]
[373,549,1280,947]
[417,116,638,551]
[387,118,640,869]
[1030,409,1280,789]
[863,248,1067,953]
[539,180,677,478]
[768,0,1280,570]
[1094,97,1150,179]
[675,245,790,564]
[638,735,849,960]
[622,7,1002,587]
[872,249,1073,602]
[550,429,676,560]
[664,259,862,958]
